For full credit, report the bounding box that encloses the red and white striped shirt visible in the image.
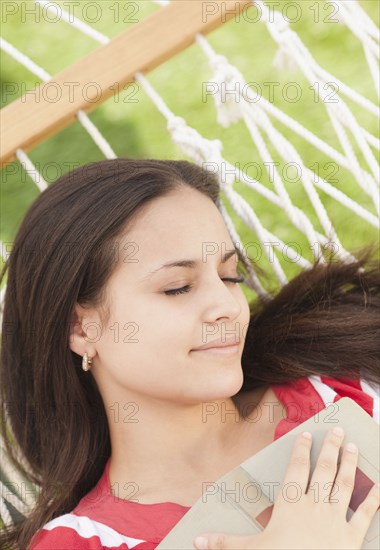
[29,375,379,550]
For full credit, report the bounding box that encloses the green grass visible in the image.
[1,0,379,302]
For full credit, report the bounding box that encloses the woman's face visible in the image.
[82,185,251,405]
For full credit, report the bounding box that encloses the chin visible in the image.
[206,370,244,400]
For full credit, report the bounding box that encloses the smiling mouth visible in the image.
[190,344,240,356]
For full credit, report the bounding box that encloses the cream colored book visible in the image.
[157,398,379,550]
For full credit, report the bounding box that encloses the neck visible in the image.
[103,386,268,503]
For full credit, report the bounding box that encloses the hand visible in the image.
[193,428,380,549]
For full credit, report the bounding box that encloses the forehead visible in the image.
[115,187,236,273]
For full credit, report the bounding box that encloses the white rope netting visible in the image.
[0,0,379,526]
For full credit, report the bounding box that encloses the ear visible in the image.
[69,303,99,359]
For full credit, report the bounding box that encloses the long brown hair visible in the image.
[0,158,379,549]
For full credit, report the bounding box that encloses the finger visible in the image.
[193,533,253,550]
[278,431,312,499]
[308,427,344,500]
[348,481,380,541]
[329,441,359,512]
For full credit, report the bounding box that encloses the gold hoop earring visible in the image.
[82,352,93,372]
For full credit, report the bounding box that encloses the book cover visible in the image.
[157,397,379,550]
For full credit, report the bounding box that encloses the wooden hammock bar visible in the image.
[0,0,252,168]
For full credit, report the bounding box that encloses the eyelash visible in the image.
[163,276,245,296]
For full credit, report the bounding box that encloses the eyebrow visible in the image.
[142,249,238,280]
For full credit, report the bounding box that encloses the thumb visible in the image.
[193,532,252,549]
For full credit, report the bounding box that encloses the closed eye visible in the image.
[163,276,244,296]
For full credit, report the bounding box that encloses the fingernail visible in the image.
[346,442,357,453]
[333,426,344,437]
[302,431,312,440]
[194,536,208,549]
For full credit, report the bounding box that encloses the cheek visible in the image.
[108,302,190,358]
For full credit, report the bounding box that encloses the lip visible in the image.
[191,338,240,351]
[191,344,240,356]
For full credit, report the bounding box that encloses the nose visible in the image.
[201,274,243,323]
